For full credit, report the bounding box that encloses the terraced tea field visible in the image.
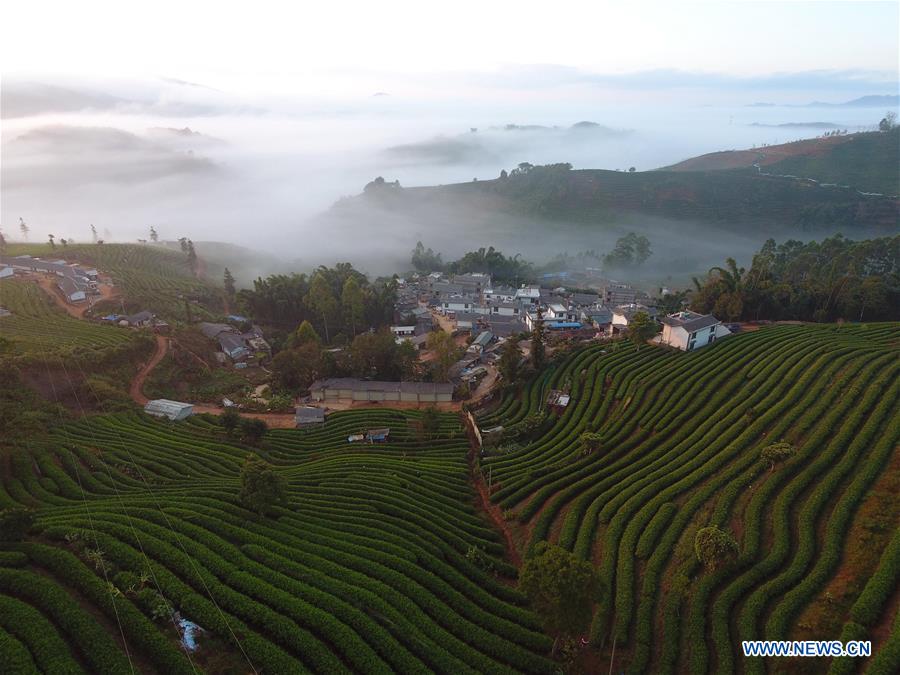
[5,243,224,321]
[1,323,897,674]
[0,280,136,354]
[478,323,899,674]
[0,408,554,674]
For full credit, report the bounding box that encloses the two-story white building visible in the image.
[658,311,731,351]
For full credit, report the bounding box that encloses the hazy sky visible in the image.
[2,0,897,271]
[3,1,898,98]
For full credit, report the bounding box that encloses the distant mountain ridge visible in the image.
[748,94,899,108]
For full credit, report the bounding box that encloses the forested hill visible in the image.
[334,160,899,235]
[662,128,900,196]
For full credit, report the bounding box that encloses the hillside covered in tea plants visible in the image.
[476,323,899,674]
[0,407,555,674]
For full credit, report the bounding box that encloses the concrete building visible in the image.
[144,399,194,421]
[308,378,454,403]
[658,311,731,351]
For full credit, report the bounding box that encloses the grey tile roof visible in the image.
[199,322,233,339]
[660,311,721,333]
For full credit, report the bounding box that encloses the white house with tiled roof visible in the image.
[658,311,730,351]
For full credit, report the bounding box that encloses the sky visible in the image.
[2,1,898,98]
[1,1,897,274]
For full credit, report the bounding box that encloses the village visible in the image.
[1,253,736,436]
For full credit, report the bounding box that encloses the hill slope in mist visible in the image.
[326,158,898,237]
[662,129,899,196]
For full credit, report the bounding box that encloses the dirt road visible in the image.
[130,336,170,405]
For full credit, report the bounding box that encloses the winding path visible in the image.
[130,335,170,405]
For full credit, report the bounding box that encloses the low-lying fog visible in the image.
[2,77,895,280]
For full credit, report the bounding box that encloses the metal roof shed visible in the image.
[295,406,326,427]
[144,399,194,421]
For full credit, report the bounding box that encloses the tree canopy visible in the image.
[603,232,652,270]
[691,235,900,322]
[628,311,659,348]
[519,541,598,654]
[238,264,396,338]
[694,526,739,572]
[239,454,287,517]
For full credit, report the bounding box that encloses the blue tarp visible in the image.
[547,321,582,329]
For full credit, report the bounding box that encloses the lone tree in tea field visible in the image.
[420,405,441,440]
[519,541,598,655]
[220,407,241,435]
[695,525,739,572]
[0,507,36,542]
[240,417,268,444]
[239,454,288,517]
[760,441,796,472]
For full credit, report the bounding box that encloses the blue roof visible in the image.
[547,321,582,329]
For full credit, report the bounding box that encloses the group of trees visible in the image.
[410,241,444,272]
[410,242,535,284]
[270,319,424,394]
[177,238,198,274]
[602,232,652,270]
[691,235,899,322]
[411,235,651,281]
[238,264,397,339]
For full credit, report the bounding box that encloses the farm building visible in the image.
[144,399,194,421]
[395,333,430,350]
[308,378,454,403]
[367,428,391,443]
[658,311,731,351]
[123,310,155,327]
[295,406,326,428]
[199,322,233,339]
[57,276,87,303]
[200,321,269,361]
[546,390,571,409]
[469,330,493,352]
[218,333,250,361]
[581,306,613,327]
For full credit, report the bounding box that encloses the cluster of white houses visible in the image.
[0,254,99,303]
[394,271,730,353]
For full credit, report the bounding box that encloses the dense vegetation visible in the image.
[0,408,555,673]
[237,264,396,337]
[477,323,900,673]
[691,234,900,322]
